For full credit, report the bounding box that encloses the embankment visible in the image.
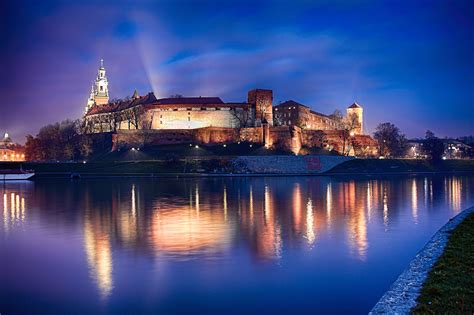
[1,157,473,178]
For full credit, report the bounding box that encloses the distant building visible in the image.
[0,132,25,161]
[406,139,472,159]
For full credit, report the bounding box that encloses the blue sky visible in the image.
[0,0,473,142]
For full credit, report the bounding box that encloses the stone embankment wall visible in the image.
[231,155,353,174]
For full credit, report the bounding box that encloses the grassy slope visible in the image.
[412,213,474,314]
[326,159,474,174]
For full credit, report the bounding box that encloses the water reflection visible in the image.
[2,188,27,233]
[1,175,473,312]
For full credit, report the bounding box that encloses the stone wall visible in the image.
[239,127,263,143]
[232,155,354,174]
[112,127,262,150]
[150,107,240,129]
[195,127,239,144]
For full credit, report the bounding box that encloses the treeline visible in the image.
[25,120,111,161]
[373,122,445,161]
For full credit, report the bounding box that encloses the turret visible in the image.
[248,89,273,126]
[346,102,363,135]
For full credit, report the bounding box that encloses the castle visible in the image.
[83,60,375,155]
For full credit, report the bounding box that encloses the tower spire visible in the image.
[100,58,104,69]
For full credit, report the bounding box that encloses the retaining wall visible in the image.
[232,155,354,174]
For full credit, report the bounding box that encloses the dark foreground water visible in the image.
[1,175,473,314]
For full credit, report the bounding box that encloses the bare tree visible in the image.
[230,107,253,128]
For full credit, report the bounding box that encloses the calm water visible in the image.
[1,175,473,314]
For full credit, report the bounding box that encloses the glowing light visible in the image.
[223,186,228,221]
[306,198,315,246]
[83,220,113,299]
[326,182,332,225]
[293,183,302,232]
[411,179,418,223]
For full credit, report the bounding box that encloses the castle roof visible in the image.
[156,97,223,105]
[348,102,362,109]
[85,93,229,116]
[276,100,307,108]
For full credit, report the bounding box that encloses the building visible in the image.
[406,139,472,159]
[0,132,25,161]
[346,102,363,135]
[83,60,374,155]
[85,59,109,112]
[273,100,341,130]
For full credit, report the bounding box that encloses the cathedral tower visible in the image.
[93,59,109,105]
[85,59,110,112]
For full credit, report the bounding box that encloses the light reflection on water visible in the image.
[0,175,472,314]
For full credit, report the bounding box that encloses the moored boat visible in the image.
[0,170,35,181]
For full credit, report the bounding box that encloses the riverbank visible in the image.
[370,206,474,314]
[412,212,474,314]
[326,158,474,175]
[1,158,473,178]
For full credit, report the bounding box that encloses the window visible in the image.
[188,117,190,121]
[100,86,103,91]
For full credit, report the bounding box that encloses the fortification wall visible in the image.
[150,108,239,129]
[302,129,326,148]
[195,127,239,144]
[239,127,263,143]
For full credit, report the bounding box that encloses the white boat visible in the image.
[1,171,35,181]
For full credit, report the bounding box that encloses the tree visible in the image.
[328,110,344,123]
[373,122,408,157]
[24,119,85,161]
[423,130,444,162]
[331,111,359,156]
[230,107,253,128]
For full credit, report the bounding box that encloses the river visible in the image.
[1,175,473,314]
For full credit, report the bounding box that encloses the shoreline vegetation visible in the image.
[1,158,473,178]
[412,212,474,314]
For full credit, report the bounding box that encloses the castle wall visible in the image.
[302,129,326,148]
[150,107,240,130]
[269,126,302,154]
[195,127,239,144]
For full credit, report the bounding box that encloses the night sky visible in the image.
[1,0,473,143]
